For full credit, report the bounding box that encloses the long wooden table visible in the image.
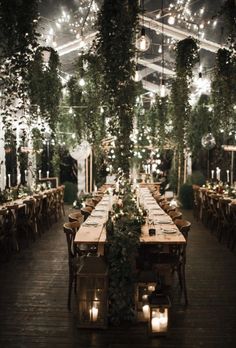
[74,188,186,254]
[139,187,186,245]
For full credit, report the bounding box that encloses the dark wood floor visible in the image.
[0,207,236,348]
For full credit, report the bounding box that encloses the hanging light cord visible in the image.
[161,0,164,83]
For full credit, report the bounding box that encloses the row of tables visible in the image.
[74,187,186,253]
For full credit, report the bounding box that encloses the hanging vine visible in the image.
[97,0,139,174]
[28,47,62,132]
[0,0,39,141]
[170,37,199,190]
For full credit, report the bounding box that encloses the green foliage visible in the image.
[211,48,236,135]
[188,94,213,158]
[97,0,139,173]
[0,0,39,135]
[63,181,78,204]
[106,174,144,325]
[28,47,62,131]
[187,171,206,186]
[171,37,199,189]
[179,183,194,209]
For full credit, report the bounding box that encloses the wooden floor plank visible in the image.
[0,207,236,348]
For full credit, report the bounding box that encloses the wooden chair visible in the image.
[68,211,84,223]
[63,221,84,310]
[168,210,182,221]
[150,219,191,305]
[6,204,19,252]
[21,198,37,245]
[81,206,93,221]
[229,203,236,251]
[85,199,95,209]
[0,208,10,260]
[192,185,201,221]
[33,194,44,236]
[218,198,232,245]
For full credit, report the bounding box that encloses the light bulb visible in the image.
[168,16,175,25]
[136,28,151,52]
[160,82,167,98]
[79,78,85,86]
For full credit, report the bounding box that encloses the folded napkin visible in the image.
[83,221,99,226]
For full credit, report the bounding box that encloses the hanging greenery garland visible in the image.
[28,47,62,131]
[211,48,236,137]
[0,0,39,140]
[170,37,199,190]
[97,0,139,174]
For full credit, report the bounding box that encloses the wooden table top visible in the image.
[139,187,186,245]
[74,195,111,245]
[74,188,186,250]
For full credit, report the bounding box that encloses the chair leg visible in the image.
[68,273,73,311]
[181,264,188,305]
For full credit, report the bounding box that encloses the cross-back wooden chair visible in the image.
[68,211,84,223]
[81,206,93,221]
[63,220,84,310]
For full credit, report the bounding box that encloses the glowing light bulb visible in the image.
[168,16,175,25]
[136,28,151,52]
[79,78,85,86]
[160,82,167,98]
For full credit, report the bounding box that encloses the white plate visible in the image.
[163,229,177,234]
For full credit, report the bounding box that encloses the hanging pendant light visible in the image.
[159,0,167,98]
[136,27,151,52]
[136,0,150,52]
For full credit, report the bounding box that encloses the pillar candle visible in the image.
[211,170,214,179]
[39,170,42,180]
[46,171,49,178]
[8,174,11,187]
[89,307,98,321]
[226,170,230,183]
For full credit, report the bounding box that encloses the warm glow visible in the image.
[168,16,175,25]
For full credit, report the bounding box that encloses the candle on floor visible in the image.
[89,306,98,321]
[151,316,160,332]
[142,304,150,320]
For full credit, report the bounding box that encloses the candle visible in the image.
[151,316,160,332]
[148,285,155,292]
[216,167,221,181]
[18,174,21,184]
[226,170,230,183]
[211,170,214,179]
[39,170,42,180]
[159,309,168,330]
[89,307,98,322]
[8,174,11,187]
[142,304,150,320]
[46,171,49,178]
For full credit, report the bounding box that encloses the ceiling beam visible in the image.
[142,15,223,53]
[138,58,175,76]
